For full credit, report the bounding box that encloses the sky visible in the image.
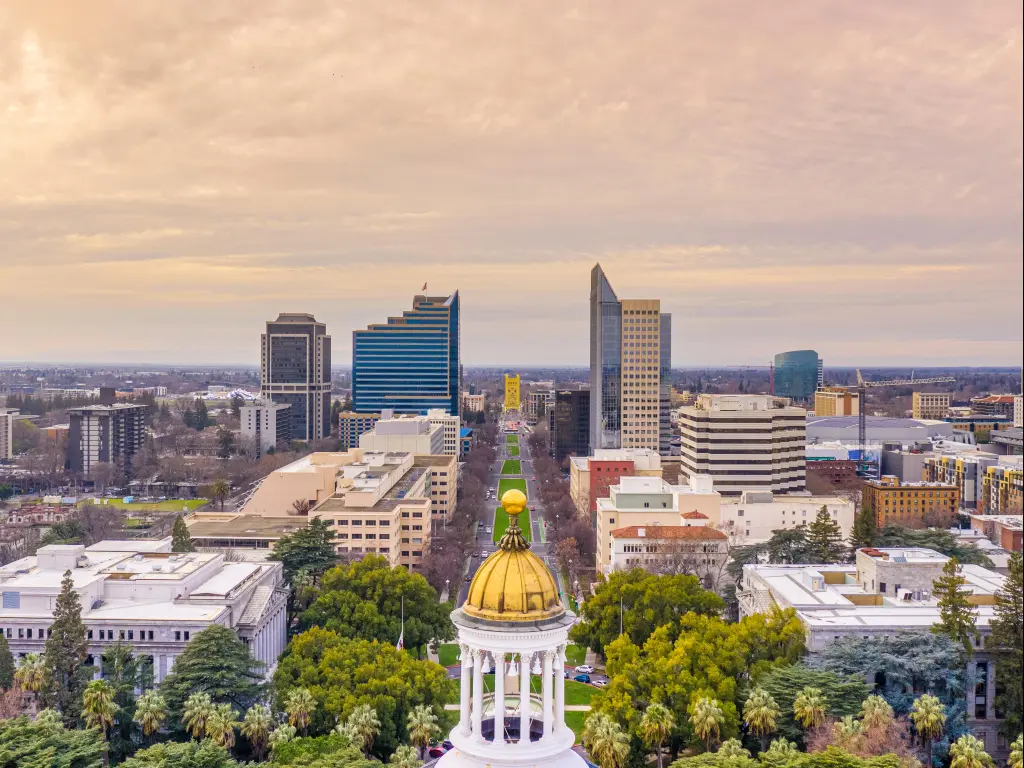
[1,1,1021,368]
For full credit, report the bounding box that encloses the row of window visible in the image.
[3,626,191,642]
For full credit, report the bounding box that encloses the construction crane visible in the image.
[855,369,956,448]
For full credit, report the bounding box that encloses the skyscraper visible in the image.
[589,264,672,455]
[773,349,821,402]
[352,291,461,416]
[260,313,332,441]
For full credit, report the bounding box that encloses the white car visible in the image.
[574,664,594,674]
[592,680,607,688]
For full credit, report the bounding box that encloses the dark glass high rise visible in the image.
[773,349,821,402]
[260,313,332,441]
[352,292,461,416]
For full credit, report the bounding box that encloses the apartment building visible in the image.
[461,393,486,414]
[66,402,149,478]
[426,409,460,457]
[862,475,959,527]
[971,395,1017,419]
[677,394,806,497]
[912,392,951,420]
[240,400,291,458]
[1,538,287,680]
[813,387,859,417]
[923,453,1003,510]
[0,408,17,460]
[260,312,331,441]
[979,463,1024,515]
[527,390,555,426]
[568,448,663,521]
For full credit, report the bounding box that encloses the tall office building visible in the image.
[352,292,461,417]
[549,389,591,462]
[260,313,332,441]
[589,264,672,455]
[66,402,148,478]
[773,350,822,402]
[0,407,18,460]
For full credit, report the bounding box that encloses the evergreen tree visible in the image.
[850,504,878,550]
[931,557,979,657]
[0,715,106,767]
[172,515,195,552]
[230,394,244,419]
[990,551,1023,737]
[0,634,14,690]
[806,506,848,563]
[764,527,813,565]
[192,398,210,431]
[102,643,153,763]
[42,570,90,723]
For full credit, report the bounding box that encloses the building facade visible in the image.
[504,374,521,411]
[862,476,960,527]
[568,449,663,521]
[980,464,1023,515]
[923,454,1002,511]
[461,392,486,414]
[589,264,672,455]
[813,387,859,416]
[1,539,287,681]
[971,395,1017,419]
[260,313,332,441]
[773,350,821,402]
[677,395,806,497]
[240,400,291,458]
[427,408,461,456]
[912,392,951,420]
[352,292,461,416]
[719,491,854,544]
[66,403,149,479]
[338,412,381,450]
[0,408,16,460]
[527,390,555,426]
[548,389,591,462]
[359,410,446,456]
[607,525,728,575]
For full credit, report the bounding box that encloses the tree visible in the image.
[134,690,168,743]
[171,515,195,553]
[860,695,894,731]
[764,527,813,565]
[1009,735,1022,768]
[217,429,235,458]
[270,724,298,753]
[42,569,90,722]
[121,740,239,768]
[806,507,847,563]
[758,664,870,744]
[0,715,106,768]
[273,630,454,757]
[241,704,274,762]
[184,692,216,740]
[160,626,266,726]
[909,694,946,768]
[948,734,993,768]
[211,479,230,510]
[14,653,47,706]
[206,703,239,749]
[875,525,992,567]
[582,713,630,768]
[0,634,14,690]
[931,557,979,656]
[347,703,382,756]
[989,552,1022,737]
[299,554,454,654]
[717,738,750,758]
[389,744,420,768]
[82,679,117,741]
[407,704,440,760]
[688,697,722,754]
[286,687,317,737]
[743,687,779,752]
[270,517,337,620]
[569,569,725,656]
[850,505,878,550]
[793,687,827,731]
[637,702,674,766]
[101,642,154,763]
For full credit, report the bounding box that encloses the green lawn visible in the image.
[497,478,527,497]
[82,498,208,513]
[505,434,519,445]
[494,505,532,543]
[500,460,522,475]
[564,711,586,741]
[564,681,596,706]
[438,644,460,667]
[564,645,587,666]
[507,445,520,456]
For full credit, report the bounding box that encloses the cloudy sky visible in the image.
[2,1,1021,367]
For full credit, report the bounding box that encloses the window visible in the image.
[88,630,94,640]
[175,631,181,641]
[184,631,190,641]
[148,630,154,640]
[127,630,134,640]
[879,582,887,593]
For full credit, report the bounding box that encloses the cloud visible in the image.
[0,0,1020,365]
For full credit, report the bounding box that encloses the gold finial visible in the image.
[498,489,529,552]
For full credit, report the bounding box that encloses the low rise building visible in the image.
[607,524,728,575]
[862,476,960,527]
[912,392,951,420]
[337,412,381,450]
[943,415,1013,443]
[814,387,860,416]
[970,395,1017,419]
[568,449,663,522]
[807,416,958,446]
[240,399,291,458]
[1,539,286,679]
[720,491,854,544]
[426,408,460,457]
[969,514,1023,553]
[359,410,445,456]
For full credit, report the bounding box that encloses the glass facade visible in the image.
[773,349,821,402]
[260,314,331,441]
[659,313,672,455]
[590,265,621,451]
[549,389,591,461]
[352,292,461,416]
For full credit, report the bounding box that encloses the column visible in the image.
[472,648,484,740]
[519,652,531,744]
[554,645,565,731]
[493,651,505,743]
[459,644,472,735]
[542,650,553,738]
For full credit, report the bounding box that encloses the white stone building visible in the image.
[240,399,292,457]
[359,410,445,456]
[720,491,854,544]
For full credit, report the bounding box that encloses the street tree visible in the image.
[42,570,90,722]
[931,557,979,656]
[989,551,1023,737]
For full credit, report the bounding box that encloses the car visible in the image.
[573,673,591,684]
[443,741,454,751]
[480,551,488,558]
[574,664,594,674]
[592,680,607,688]
[464,575,471,582]
[471,552,478,558]
[428,747,447,759]
[529,506,536,511]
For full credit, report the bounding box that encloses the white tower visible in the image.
[438,489,586,768]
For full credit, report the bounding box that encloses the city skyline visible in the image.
[2,2,1021,367]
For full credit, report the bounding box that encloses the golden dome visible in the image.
[462,489,563,623]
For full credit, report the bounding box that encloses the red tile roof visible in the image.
[610,525,726,540]
[680,510,709,519]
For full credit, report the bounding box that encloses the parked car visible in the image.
[573,674,591,684]
[471,552,479,558]
[564,670,572,679]
[575,664,594,674]
[592,680,607,688]
[428,747,447,759]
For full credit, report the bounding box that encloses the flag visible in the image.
[396,630,404,651]
[422,282,428,291]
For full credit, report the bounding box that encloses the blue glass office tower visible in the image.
[773,349,822,402]
[353,292,461,416]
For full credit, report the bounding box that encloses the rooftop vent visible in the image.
[152,564,163,572]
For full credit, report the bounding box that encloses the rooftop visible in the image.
[610,525,727,540]
[857,547,949,564]
[188,515,309,539]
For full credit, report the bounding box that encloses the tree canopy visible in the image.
[569,569,725,656]
[989,551,1022,737]
[931,557,979,657]
[42,569,90,723]
[273,628,455,757]
[0,715,105,768]
[120,739,239,768]
[300,554,454,652]
[805,507,847,564]
[171,516,195,553]
[668,745,905,768]
[756,665,871,745]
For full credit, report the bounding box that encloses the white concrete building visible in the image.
[607,524,728,575]
[677,395,807,496]
[0,407,17,460]
[1015,395,1023,428]
[0,538,287,680]
[359,410,445,456]
[720,491,854,544]
[427,408,461,457]
[240,399,291,457]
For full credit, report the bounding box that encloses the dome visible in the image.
[463,489,563,623]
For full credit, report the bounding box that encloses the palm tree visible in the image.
[688,697,722,754]
[793,686,827,730]
[1009,735,1023,768]
[206,703,239,749]
[335,719,359,746]
[742,687,780,752]
[14,653,46,707]
[82,680,117,740]
[269,723,297,752]
[860,695,894,731]
[133,690,168,742]
[389,744,421,768]
[241,704,274,762]
[718,739,749,757]
[183,692,216,740]
[407,704,440,760]
[835,715,862,740]
[909,694,946,767]
[211,479,230,510]
[949,734,994,768]
[347,703,382,756]
[35,709,65,732]
[765,738,798,756]
[582,713,630,768]
[639,702,674,766]
[285,687,317,737]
